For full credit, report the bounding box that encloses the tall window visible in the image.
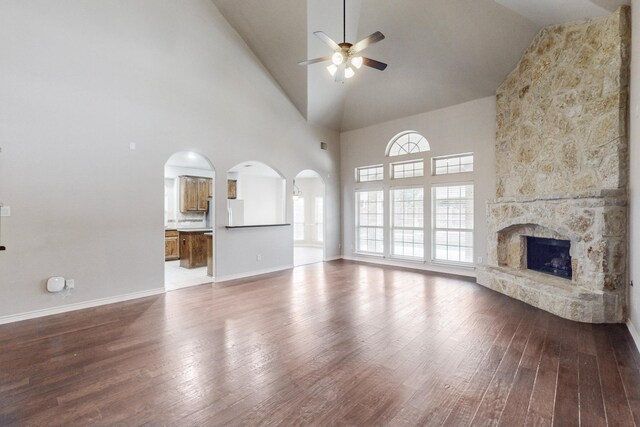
[387,132,430,157]
[356,190,384,254]
[315,197,324,242]
[432,184,474,264]
[391,188,424,259]
[293,197,305,241]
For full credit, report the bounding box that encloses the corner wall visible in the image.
[0,0,340,320]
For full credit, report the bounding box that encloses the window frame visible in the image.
[431,182,474,266]
[355,189,385,256]
[355,164,384,183]
[390,186,425,261]
[390,159,425,180]
[432,153,474,176]
[293,197,305,242]
[386,131,430,157]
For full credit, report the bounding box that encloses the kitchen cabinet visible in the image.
[165,230,179,261]
[180,176,212,213]
[179,231,209,269]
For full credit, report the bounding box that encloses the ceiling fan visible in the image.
[298,0,387,82]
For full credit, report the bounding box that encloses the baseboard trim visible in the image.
[627,319,640,352]
[0,288,166,326]
[342,255,477,278]
[215,264,293,283]
[324,256,343,262]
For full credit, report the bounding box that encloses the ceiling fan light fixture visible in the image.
[350,56,363,69]
[344,67,355,79]
[331,51,345,65]
[327,64,338,76]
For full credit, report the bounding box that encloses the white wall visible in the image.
[628,0,640,335]
[240,175,285,225]
[340,96,496,277]
[0,0,340,319]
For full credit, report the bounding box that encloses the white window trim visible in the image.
[431,182,475,265]
[355,164,384,183]
[389,185,425,261]
[432,152,474,176]
[385,131,431,157]
[355,189,385,256]
[390,159,425,180]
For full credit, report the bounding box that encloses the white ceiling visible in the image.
[211,0,628,132]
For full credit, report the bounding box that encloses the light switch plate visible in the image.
[0,206,10,217]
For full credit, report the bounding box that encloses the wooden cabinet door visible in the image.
[165,236,179,261]
[207,178,213,198]
[192,233,208,267]
[179,233,192,268]
[197,178,209,211]
[180,176,199,212]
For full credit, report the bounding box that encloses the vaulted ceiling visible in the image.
[211,0,629,132]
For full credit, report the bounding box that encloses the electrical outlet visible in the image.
[0,206,10,217]
[477,256,483,264]
[256,254,262,261]
[631,281,634,287]
[65,279,75,289]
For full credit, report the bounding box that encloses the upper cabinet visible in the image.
[180,175,212,212]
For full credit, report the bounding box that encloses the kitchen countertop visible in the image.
[165,228,213,233]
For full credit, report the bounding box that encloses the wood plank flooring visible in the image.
[1,260,639,426]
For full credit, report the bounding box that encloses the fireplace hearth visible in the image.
[526,236,572,279]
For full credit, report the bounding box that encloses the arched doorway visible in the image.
[164,151,215,290]
[293,170,325,266]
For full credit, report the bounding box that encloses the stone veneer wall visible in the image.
[478,7,630,323]
[495,8,629,198]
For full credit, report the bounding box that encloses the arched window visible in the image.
[386,131,430,156]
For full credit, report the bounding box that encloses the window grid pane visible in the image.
[433,153,474,175]
[391,160,425,180]
[388,132,430,157]
[315,197,323,242]
[356,165,384,182]
[432,185,474,264]
[293,198,305,241]
[391,188,424,259]
[356,190,384,254]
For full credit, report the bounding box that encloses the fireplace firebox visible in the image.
[526,236,572,279]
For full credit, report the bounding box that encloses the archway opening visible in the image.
[164,151,215,290]
[293,170,325,266]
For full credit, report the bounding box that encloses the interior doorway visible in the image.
[293,170,325,266]
[164,152,215,290]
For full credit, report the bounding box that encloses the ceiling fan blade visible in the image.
[297,55,332,66]
[350,31,385,54]
[314,31,341,51]
[362,57,387,71]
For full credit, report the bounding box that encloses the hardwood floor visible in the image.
[1,260,639,426]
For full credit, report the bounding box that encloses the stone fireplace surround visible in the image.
[476,7,630,323]
[477,189,627,323]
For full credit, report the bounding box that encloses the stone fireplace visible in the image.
[477,7,630,323]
